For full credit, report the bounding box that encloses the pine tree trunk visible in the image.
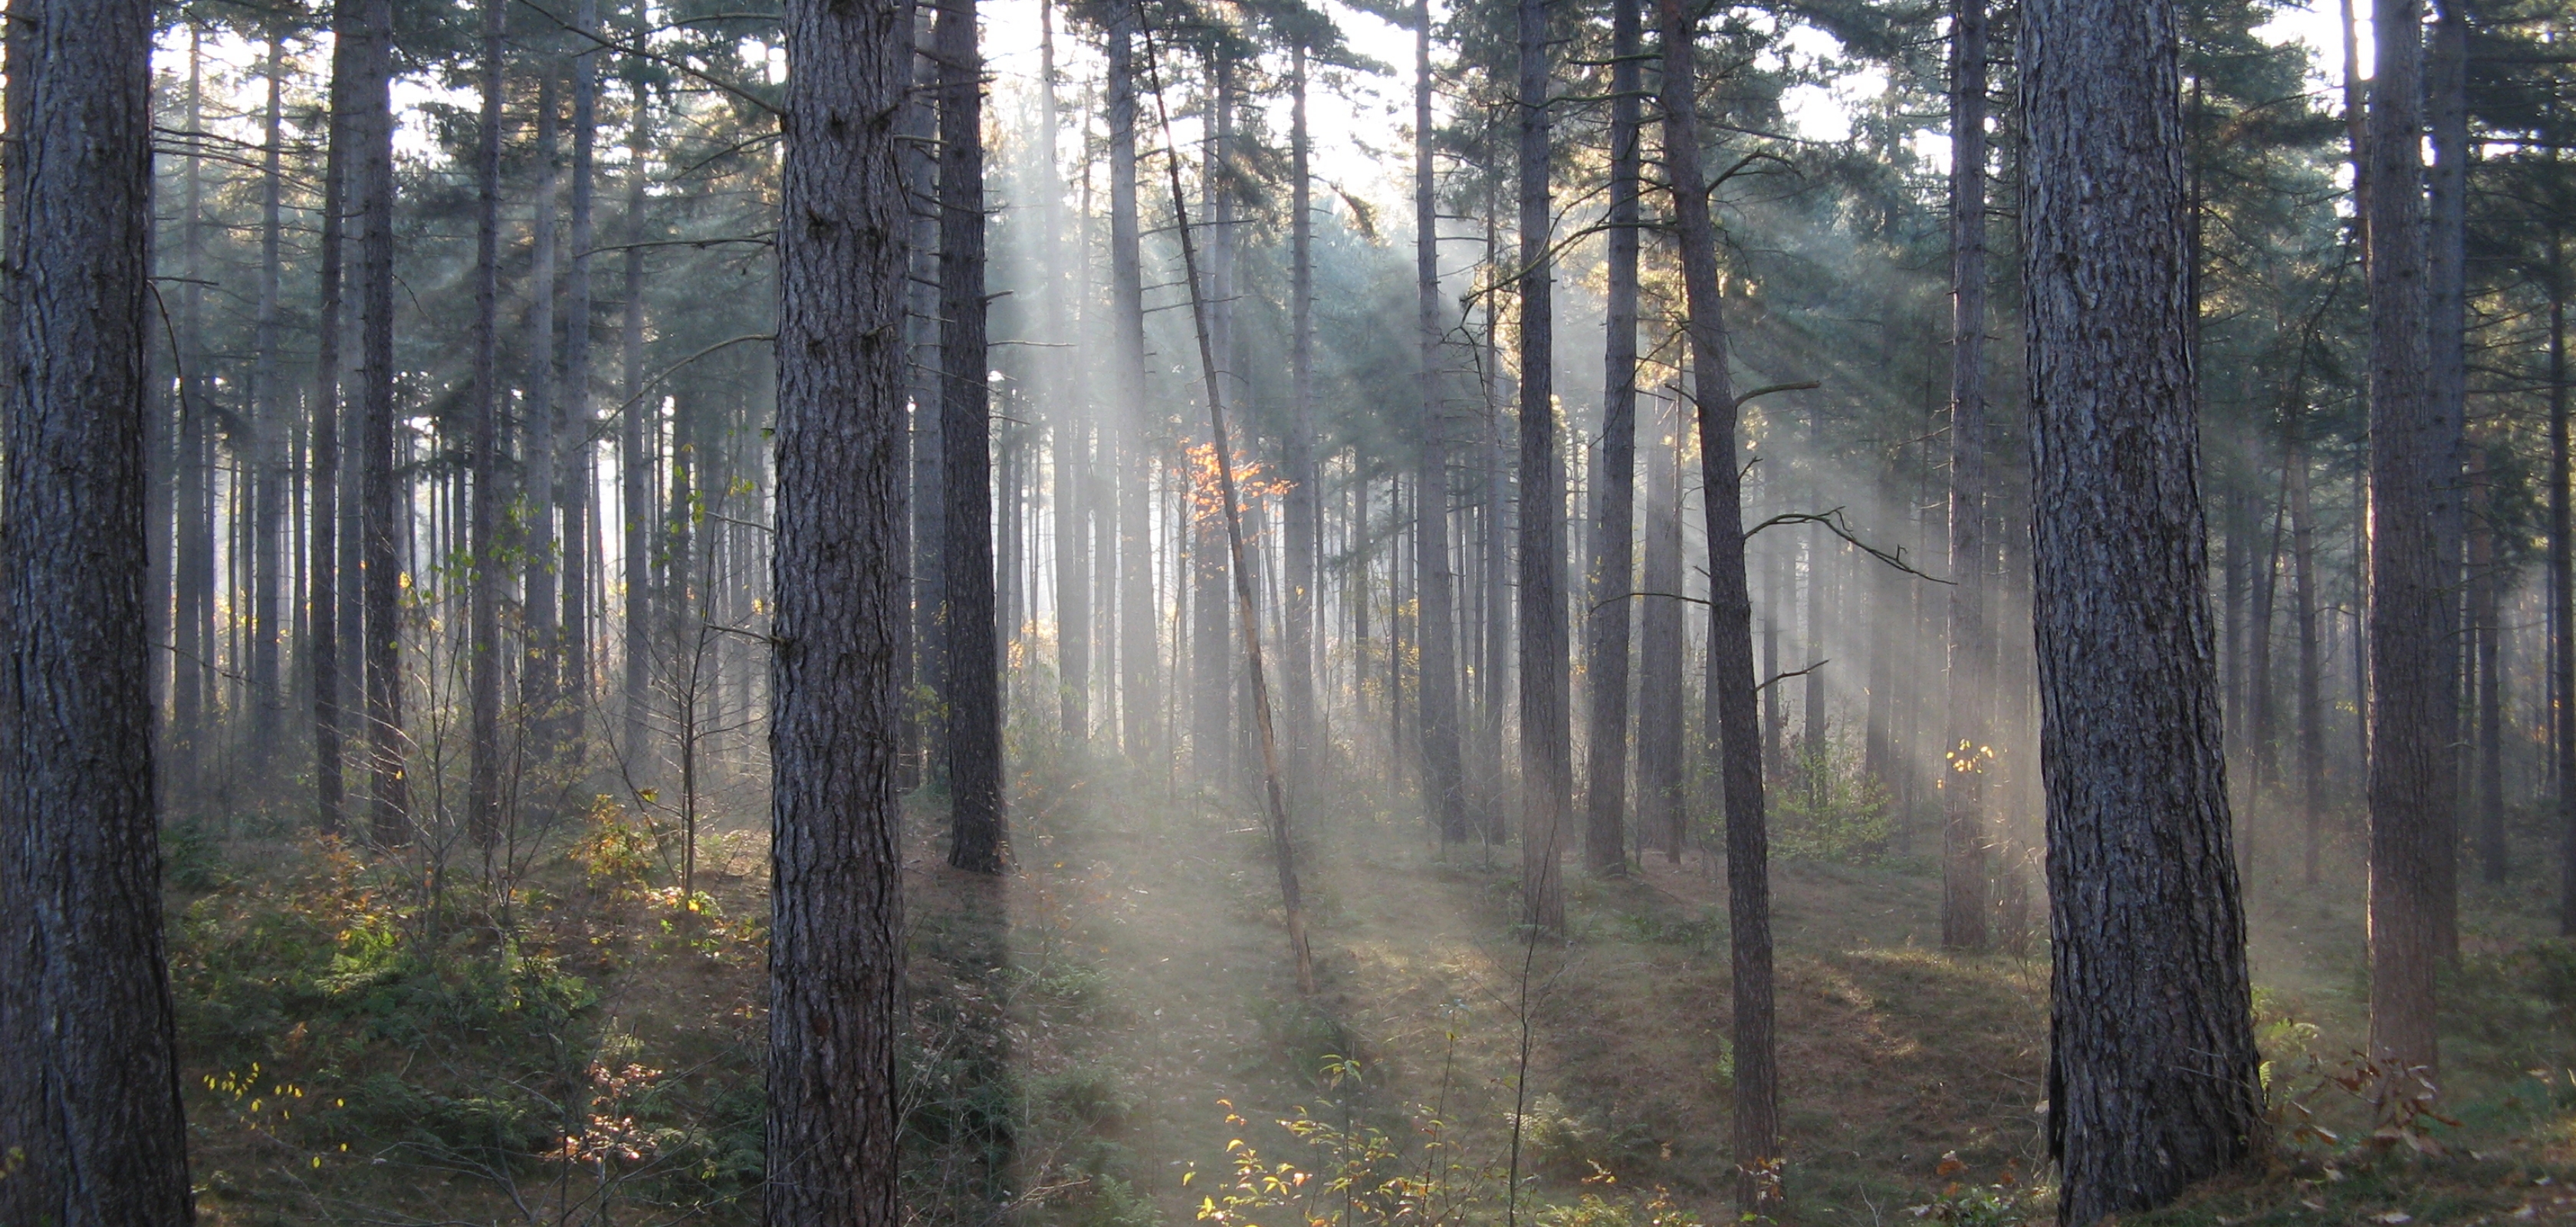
[621,55,655,784]
[1411,18,1467,845]
[1662,0,1777,1203]
[1942,0,1992,951]
[1286,39,1321,777]
[561,0,600,741]
[1107,7,1156,759]
[769,1,910,1219]
[353,0,408,846]
[1635,387,1685,860]
[2023,5,2266,1219]
[940,0,1004,872]
[250,28,289,754]
[2472,449,2504,885]
[523,67,563,747]
[2426,0,2469,958]
[1582,0,1642,873]
[902,10,937,788]
[1041,0,1089,741]
[0,3,195,1218]
[468,0,508,847]
[173,30,212,798]
[2290,435,2324,883]
[312,14,351,837]
[2365,0,2445,1074]
[1516,0,1569,933]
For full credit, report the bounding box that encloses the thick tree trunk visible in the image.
[353,0,408,846]
[1516,0,1569,933]
[2551,278,2575,934]
[768,0,911,1221]
[1942,0,1992,951]
[1582,0,1642,873]
[1661,0,1778,1205]
[468,0,508,848]
[940,0,1004,872]
[2366,0,2446,1074]
[2023,6,2266,1220]
[0,3,195,1219]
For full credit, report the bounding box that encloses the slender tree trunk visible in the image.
[1108,7,1156,758]
[940,0,1004,872]
[1636,387,1686,860]
[2250,477,2283,815]
[2551,273,2576,935]
[1411,20,1467,846]
[250,28,288,754]
[2023,5,2266,1220]
[524,68,563,745]
[2291,435,2325,883]
[0,3,195,1219]
[902,9,937,788]
[769,2,909,1219]
[173,29,211,798]
[562,0,600,739]
[1942,0,1992,951]
[1662,1,1777,1204]
[1042,0,1089,741]
[1582,0,1642,873]
[2366,0,2444,1076]
[2472,448,2504,884]
[1516,0,1569,933]
[1285,40,1321,777]
[622,57,655,782]
[2426,0,2469,959]
[468,0,508,848]
[313,14,353,837]
[353,0,407,847]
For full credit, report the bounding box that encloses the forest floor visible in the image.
[165,741,2576,1225]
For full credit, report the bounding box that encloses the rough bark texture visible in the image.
[1661,1,1778,1206]
[1413,18,1467,846]
[2364,0,2445,1076]
[1942,0,1992,951]
[939,0,1004,873]
[0,0,196,1219]
[1582,0,1642,874]
[1516,0,1569,933]
[768,0,910,1219]
[2021,2,2266,1221]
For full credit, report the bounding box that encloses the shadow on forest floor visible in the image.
[162,753,2576,1225]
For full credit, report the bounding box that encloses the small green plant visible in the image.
[1768,736,1894,864]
